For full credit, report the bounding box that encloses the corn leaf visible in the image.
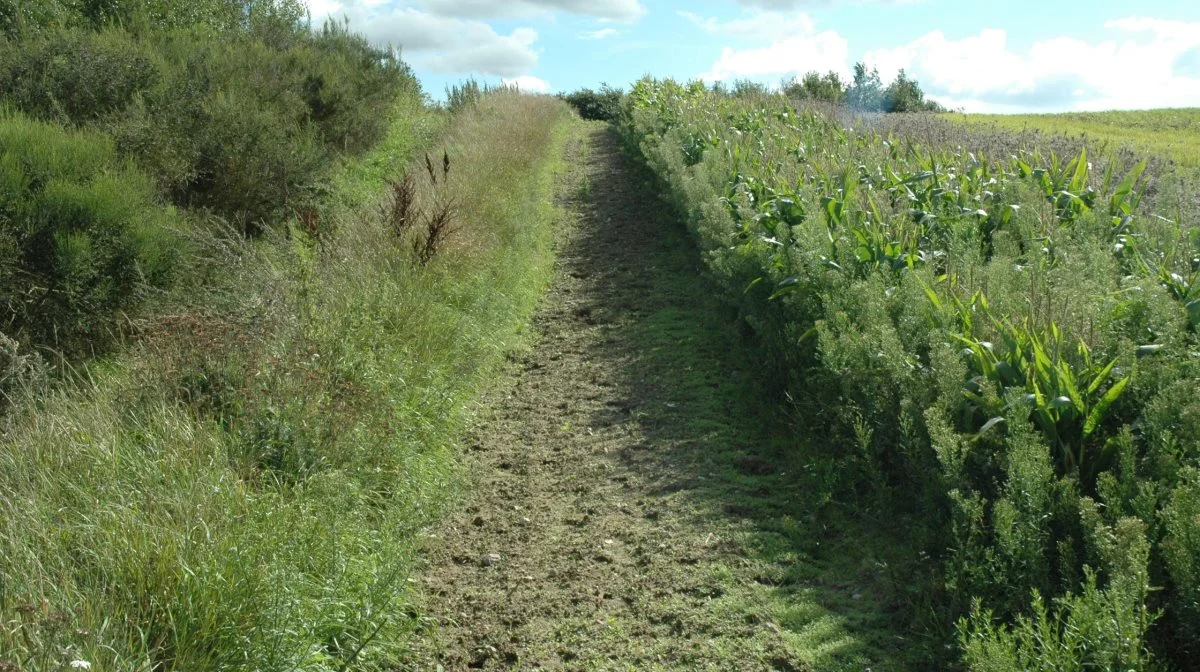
[1083,376,1130,439]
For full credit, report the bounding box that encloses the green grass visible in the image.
[618,262,921,671]
[0,92,572,671]
[944,108,1200,166]
[601,148,919,670]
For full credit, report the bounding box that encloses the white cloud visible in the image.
[305,0,343,17]
[422,0,644,21]
[680,10,815,40]
[306,2,539,77]
[863,17,1200,112]
[736,0,923,7]
[685,10,849,82]
[701,35,850,82]
[736,0,805,7]
[503,75,552,93]
[578,28,620,40]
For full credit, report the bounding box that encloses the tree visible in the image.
[884,69,945,113]
[846,62,885,112]
[782,70,846,104]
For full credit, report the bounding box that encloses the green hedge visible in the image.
[560,85,622,121]
[619,78,1200,670]
[0,1,422,359]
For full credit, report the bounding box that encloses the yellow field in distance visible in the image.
[943,108,1200,167]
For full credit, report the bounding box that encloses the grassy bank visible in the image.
[943,108,1200,168]
[0,91,571,671]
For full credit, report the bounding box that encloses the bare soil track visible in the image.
[403,123,905,671]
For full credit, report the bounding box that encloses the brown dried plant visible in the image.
[385,151,459,265]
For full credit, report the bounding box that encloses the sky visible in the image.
[304,0,1200,113]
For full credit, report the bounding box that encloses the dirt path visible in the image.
[403,123,905,671]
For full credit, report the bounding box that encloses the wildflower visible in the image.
[70,661,92,670]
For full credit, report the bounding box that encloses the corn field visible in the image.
[620,78,1200,671]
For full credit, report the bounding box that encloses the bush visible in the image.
[2,0,307,36]
[1161,468,1200,657]
[884,69,945,113]
[0,28,159,123]
[783,64,944,113]
[0,14,419,234]
[960,517,1156,672]
[782,71,846,105]
[0,112,185,355]
[561,85,623,122]
[446,78,486,113]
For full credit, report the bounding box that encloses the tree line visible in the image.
[783,62,946,113]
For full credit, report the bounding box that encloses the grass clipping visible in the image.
[0,92,571,671]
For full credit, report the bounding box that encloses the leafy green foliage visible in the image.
[620,77,1198,670]
[0,28,158,122]
[846,62,886,112]
[2,0,307,36]
[884,69,945,113]
[446,78,487,113]
[782,63,944,113]
[0,10,418,233]
[561,84,623,122]
[1161,468,1200,657]
[0,91,571,672]
[961,516,1156,672]
[783,71,846,105]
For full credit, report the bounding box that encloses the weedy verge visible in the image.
[0,91,572,671]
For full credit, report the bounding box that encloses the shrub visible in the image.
[561,85,623,122]
[960,517,1157,672]
[784,64,944,113]
[782,71,846,105]
[0,112,185,356]
[884,69,945,113]
[0,27,159,124]
[0,14,418,235]
[1161,468,1200,657]
[446,78,486,113]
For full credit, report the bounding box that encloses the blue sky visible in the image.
[306,0,1200,112]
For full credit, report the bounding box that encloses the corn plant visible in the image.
[1015,148,1097,223]
[944,293,1130,484]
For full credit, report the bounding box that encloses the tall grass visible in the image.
[943,108,1200,169]
[0,91,571,671]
